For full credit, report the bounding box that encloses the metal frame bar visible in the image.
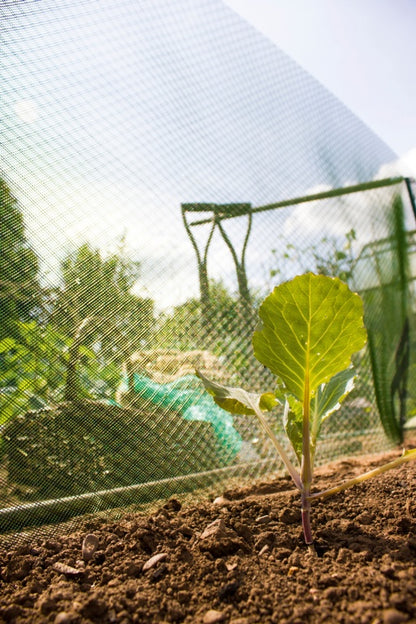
[181,176,416,331]
[186,176,408,227]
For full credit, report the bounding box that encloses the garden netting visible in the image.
[1,0,415,537]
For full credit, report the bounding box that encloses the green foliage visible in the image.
[0,322,68,423]
[153,297,202,351]
[0,321,122,423]
[0,178,40,338]
[283,368,356,464]
[269,229,356,286]
[0,206,146,421]
[195,372,278,416]
[52,242,154,364]
[153,278,252,352]
[361,195,412,443]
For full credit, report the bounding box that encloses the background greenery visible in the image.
[1,175,415,446]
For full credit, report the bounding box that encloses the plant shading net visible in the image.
[1,0,415,535]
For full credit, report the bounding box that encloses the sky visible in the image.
[226,0,416,157]
[2,0,416,310]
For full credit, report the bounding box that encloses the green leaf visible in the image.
[196,370,279,415]
[284,369,355,464]
[253,273,367,401]
[259,392,280,411]
[312,368,355,428]
[0,338,16,353]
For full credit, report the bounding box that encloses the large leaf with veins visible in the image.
[252,273,367,401]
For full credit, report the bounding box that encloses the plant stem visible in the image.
[301,491,314,544]
[308,449,416,502]
[249,399,302,491]
[300,352,314,544]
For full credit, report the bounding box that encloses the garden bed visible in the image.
[1,446,416,623]
[1,400,233,502]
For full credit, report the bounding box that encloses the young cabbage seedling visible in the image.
[197,273,416,545]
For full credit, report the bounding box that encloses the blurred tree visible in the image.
[0,178,40,338]
[268,229,357,287]
[152,279,261,385]
[153,279,245,351]
[52,242,154,389]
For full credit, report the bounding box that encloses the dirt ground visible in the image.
[1,447,416,624]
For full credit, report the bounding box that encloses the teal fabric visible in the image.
[127,373,242,456]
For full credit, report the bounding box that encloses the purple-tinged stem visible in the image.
[301,491,313,545]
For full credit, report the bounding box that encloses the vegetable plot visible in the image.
[198,273,416,545]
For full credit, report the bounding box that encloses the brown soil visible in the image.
[1,448,416,624]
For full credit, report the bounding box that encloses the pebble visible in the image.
[203,609,226,623]
[256,514,271,524]
[213,496,230,506]
[382,608,408,624]
[142,552,168,571]
[82,534,99,561]
[226,561,238,572]
[258,544,270,557]
[54,612,77,624]
[200,519,236,540]
[52,562,82,576]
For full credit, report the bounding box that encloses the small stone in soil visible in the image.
[258,544,270,557]
[256,514,271,524]
[81,534,99,561]
[142,552,168,571]
[200,518,236,540]
[54,612,78,624]
[203,609,226,623]
[213,496,230,506]
[52,562,83,576]
[382,608,408,624]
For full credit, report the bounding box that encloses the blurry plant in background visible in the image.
[152,278,261,385]
[0,179,41,339]
[268,228,357,287]
[0,177,154,422]
[0,323,68,423]
[51,241,154,365]
[360,195,414,444]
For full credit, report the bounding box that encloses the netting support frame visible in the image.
[182,176,415,305]
[181,202,253,320]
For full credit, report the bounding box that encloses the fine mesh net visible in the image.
[1,0,415,536]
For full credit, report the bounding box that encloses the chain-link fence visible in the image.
[1,0,415,536]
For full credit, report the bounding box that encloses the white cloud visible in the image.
[278,148,416,250]
[376,147,416,179]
